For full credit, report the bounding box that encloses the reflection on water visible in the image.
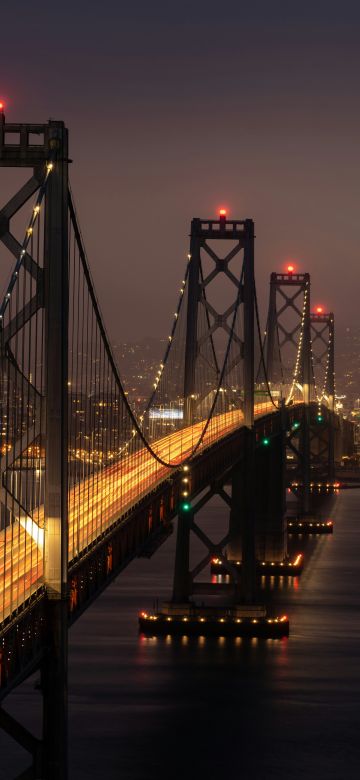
[2,491,360,779]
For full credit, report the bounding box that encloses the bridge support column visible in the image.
[42,121,69,780]
[327,315,336,482]
[41,600,68,780]
[301,408,311,514]
[301,277,311,515]
[172,507,191,604]
[0,114,70,779]
[241,219,256,600]
[327,411,336,483]
[255,428,286,561]
[183,219,201,426]
[228,429,256,602]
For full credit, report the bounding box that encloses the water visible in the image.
[2,490,360,779]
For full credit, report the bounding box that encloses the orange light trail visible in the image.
[0,401,276,622]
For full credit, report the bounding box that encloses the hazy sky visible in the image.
[1,0,360,344]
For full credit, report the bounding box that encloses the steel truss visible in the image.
[184,215,254,427]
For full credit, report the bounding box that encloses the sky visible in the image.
[1,0,360,346]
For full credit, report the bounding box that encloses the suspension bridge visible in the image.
[0,113,354,778]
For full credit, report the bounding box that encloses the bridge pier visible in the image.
[228,428,256,602]
[172,504,192,604]
[254,427,286,562]
[212,420,302,577]
[288,404,339,524]
[41,599,68,780]
[140,428,289,637]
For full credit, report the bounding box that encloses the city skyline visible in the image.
[1,0,360,345]
[1,4,360,780]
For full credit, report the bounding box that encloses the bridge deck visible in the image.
[0,404,275,625]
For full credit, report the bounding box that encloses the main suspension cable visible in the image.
[69,187,246,469]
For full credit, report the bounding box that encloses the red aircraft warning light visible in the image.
[316,306,323,314]
[0,100,4,113]
[219,208,227,217]
[287,264,295,274]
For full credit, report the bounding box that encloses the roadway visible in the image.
[0,402,275,623]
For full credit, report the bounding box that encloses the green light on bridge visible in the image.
[317,414,323,423]
[262,437,270,446]
[181,502,191,512]
[292,421,300,430]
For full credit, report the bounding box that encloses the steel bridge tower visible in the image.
[0,111,69,779]
[310,309,336,482]
[265,270,337,513]
[173,214,258,605]
[265,269,311,511]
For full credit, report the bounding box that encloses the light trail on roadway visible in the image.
[0,402,275,622]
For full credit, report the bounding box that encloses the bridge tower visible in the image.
[265,269,312,513]
[139,214,289,636]
[0,110,69,779]
[310,310,336,481]
[183,213,254,429]
[173,215,257,606]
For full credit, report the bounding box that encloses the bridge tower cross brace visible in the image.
[0,112,69,780]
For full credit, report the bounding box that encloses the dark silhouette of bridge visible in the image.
[0,113,354,779]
